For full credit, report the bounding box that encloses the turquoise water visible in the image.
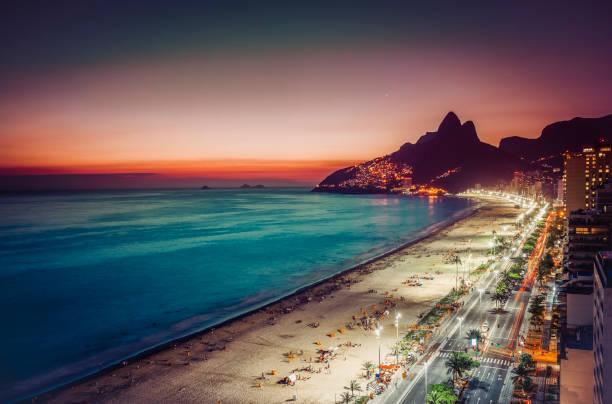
[0,188,473,401]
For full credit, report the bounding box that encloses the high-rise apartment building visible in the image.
[593,251,612,404]
[557,179,564,201]
[584,144,612,209]
[564,211,611,281]
[563,144,612,213]
[595,181,612,213]
[564,152,587,213]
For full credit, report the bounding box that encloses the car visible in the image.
[485,290,491,295]
[481,321,489,332]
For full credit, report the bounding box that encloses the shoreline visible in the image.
[42,196,514,404]
[10,200,481,403]
[20,200,482,403]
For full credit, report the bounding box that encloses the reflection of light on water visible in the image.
[372,198,389,206]
[428,195,439,215]
[371,197,401,206]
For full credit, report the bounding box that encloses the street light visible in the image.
[394,314,401,365]
[375,327,383,374]
[467,253,472,279]
[423,359,429,403]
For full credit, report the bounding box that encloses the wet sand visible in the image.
[43,196,517,404]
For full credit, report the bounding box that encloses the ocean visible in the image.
[0,188,474,401]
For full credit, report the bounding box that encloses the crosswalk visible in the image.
[433,351,513,367]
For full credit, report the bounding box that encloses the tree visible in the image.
[344,379,362,397]
[499,269,511,284]
[426,390,445,404]
[528,296,545,318]
[466,329,483,347]
[446,352,479,382]
[519,353,534,368]
[536,268,546,286]
[339,391,353,404]
[427,382,458,404]
[521,377,534,396]
[495,235,511,253]
[512,256,526,268]
[496,279,508,296]
[491,290,505,311]
[511,365,533,396]
[361,361,375,378]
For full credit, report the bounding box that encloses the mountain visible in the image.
[313,112,527,194]
[499,114,612,161]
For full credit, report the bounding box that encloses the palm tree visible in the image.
[536,268,546,286]
[528,296,545,318]
[519,353,534,368]
[339,391,353,404]
[344,379,362,397]
[491,290,505,311]
[466,328,482,348]
[451,254,462,291]
[426,389,445,404]
[511,365,533,395]
[446,352,479,383]
[361,360,375,378]
[512,256,526,268]
[521,377,534,396]
[499,268,511,284]
[445,352,465,383]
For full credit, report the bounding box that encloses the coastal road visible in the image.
[394,257,518,404]
[385,205,548,404]
[458,209,551,404]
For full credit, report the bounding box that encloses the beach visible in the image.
[42,196,515,404]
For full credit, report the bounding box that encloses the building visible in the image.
[563,151,587,213]
[595,181,612,213]
[560,326,593,404]
[593,252,612,404]
[564,210,612,281]
[557,179,564,201]
[584,144,612,209]
[563,144,612,213]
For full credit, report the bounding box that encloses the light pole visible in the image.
[375,327,383,375]
[423,359,429,403]
[394,313,401,365]
[467,253,472,279]
[466,239,471,279]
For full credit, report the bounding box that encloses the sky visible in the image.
[1,1,611,187]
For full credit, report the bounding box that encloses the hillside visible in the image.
[499,114,612,162]
[314,112,527,194]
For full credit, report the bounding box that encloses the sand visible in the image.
[43,197,517,404]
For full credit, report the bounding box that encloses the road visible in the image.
[384,204,551,404]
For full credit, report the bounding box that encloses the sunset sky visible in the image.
[1,1,611,186]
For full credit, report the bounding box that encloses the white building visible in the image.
[593,251,612,404]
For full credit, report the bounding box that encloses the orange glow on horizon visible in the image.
[0,159,359,182]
